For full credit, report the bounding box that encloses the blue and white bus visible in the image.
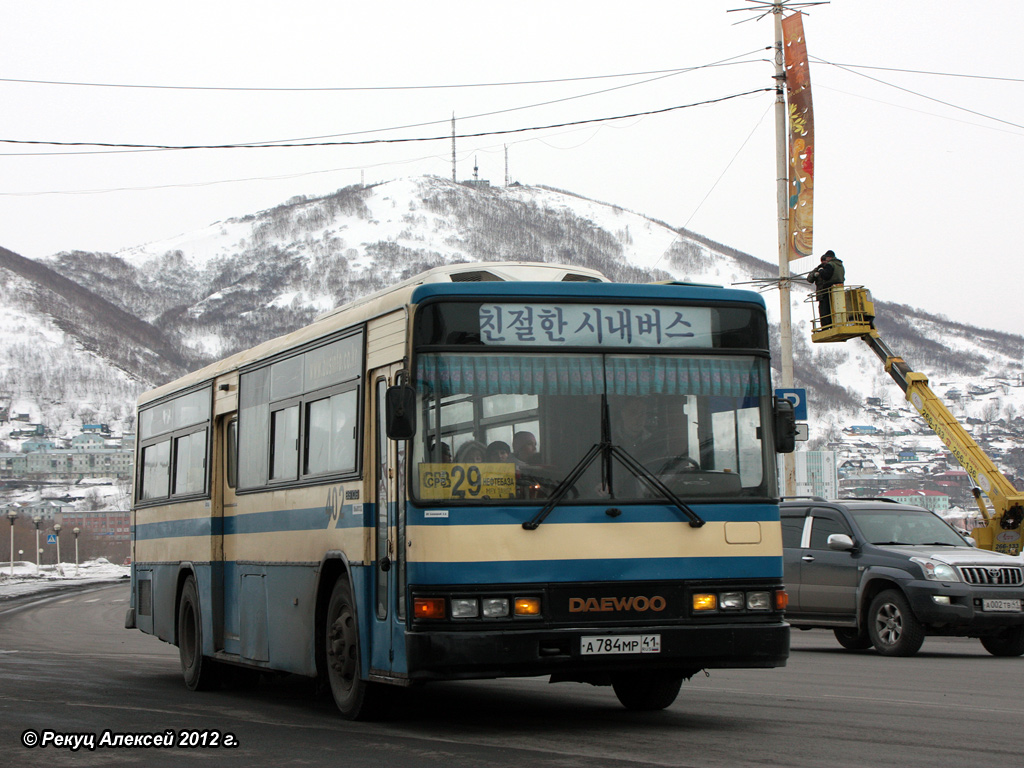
[126,261,795,718]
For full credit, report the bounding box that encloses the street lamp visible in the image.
[53,523,62,575]
[73,527,81,576]
[32,516,41,571]
[7,510,16,578]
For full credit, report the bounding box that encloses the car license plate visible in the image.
[982,599,1022,612]
[580,634,661,655]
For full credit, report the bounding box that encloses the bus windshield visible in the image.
[411,351,772,503]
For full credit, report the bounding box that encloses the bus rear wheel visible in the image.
[611,671,685,711]
[177,575,220,691]
[324,577,393,720]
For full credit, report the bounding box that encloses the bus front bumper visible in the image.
[404,621,789,682]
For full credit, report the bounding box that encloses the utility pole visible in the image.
[731,0,823,496]
[773,5,797,497]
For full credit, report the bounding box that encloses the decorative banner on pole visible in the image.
[782,12,814,261]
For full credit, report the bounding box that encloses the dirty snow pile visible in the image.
[0,558,129,599]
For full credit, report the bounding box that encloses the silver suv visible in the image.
[781,499,1024,656]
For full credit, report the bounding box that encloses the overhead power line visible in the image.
[0,52,764,92]
[816,57,1024,132]
[813,59,1024,84]
[0,89,773,152]
[0,51,768,156]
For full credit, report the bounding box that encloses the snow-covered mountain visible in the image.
[3,174,1023,462]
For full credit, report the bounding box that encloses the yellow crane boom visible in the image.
[808,285,1024,555]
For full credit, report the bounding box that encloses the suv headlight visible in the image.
[911,557,960,582]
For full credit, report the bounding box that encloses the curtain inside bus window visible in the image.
[415,353,762,398]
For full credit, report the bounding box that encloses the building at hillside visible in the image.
[57,509,130,543]
[0,446,133,481]
[70,433,107,450]
[839,472,914,496]
[0,499,75,520]
[878,488,951,512]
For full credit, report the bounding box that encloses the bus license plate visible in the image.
[580,634,661,655]
[982,599,1022,612]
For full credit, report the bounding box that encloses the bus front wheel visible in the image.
[611,671,685,711]
[324,577,392,720]
[177,575,220,691]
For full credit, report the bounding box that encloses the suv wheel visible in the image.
[867,589,925,657]
[833,627,872,651]
[980,627,1024,657]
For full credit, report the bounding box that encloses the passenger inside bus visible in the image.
[455,440,486,463]
[428,440,452,463]
[485,441,511,462]
[512,431,539,466]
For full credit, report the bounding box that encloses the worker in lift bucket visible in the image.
[807,250,845,328]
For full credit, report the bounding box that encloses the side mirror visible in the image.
[385,382,416,440]
[827,533,855,552]
[773,397,797,454]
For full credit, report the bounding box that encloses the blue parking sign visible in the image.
[775,388,808,421]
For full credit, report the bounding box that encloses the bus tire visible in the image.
[178,575,220,691]
[325,577,392,720]
[611,671,684,711]
[980,627,1024,657]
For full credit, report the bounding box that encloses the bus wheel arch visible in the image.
[176,570,221,690]
[314,554,354,680]
[321,570,393,720]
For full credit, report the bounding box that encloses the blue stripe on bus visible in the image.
[133,504,370,540]
[407,556,782,584]
[410,281,767,307]
[133,501,778,540]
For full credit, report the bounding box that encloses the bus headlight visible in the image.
[450,598,479,618]
[482,598,509,618]
[746,591,771,611]
[720,592,745,610]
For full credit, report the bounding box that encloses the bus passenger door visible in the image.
[370,367,407,679]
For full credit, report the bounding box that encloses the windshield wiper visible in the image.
[608,442,706,528]
[521,441,604,530]
[522,396,705,530]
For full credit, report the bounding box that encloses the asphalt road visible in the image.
[1,582,1021,767]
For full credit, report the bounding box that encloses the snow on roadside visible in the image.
[0,558,129,599]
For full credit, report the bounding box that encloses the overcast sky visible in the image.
[2,1,1022,335]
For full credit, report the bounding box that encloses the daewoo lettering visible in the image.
[569,596,667,613]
